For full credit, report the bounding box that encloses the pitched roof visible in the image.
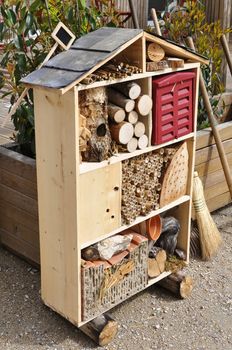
[21,27,143,90]
[21,27,208,93]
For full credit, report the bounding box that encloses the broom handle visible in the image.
[128,0,140,29]
[220,34,232,77]
[151,8,162,36]
[187,37,232,198]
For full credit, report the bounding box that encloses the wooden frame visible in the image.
[28,28,201,328]
[34,88,81,324]
[51,22,76,50]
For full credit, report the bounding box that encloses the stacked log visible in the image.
[107,82,152,153]
[146,42,165,62]
[146,60,169,72]
[167,57,184,69]
[80,314,118,346]
[146,41,169,72]
[79,87,113,162]
[157,271,193,299]
[148,246,167,278]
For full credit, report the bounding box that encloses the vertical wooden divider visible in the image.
[34,87,81,325]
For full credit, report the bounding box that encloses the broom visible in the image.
[192,172,222,260]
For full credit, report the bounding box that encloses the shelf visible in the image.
[80,195,190,249]
[76,62,200,91]
[147,271,172,287]
[79,133,195,174]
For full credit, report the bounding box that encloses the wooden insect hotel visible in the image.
[22,27,208,338]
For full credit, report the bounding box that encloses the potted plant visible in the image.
[0,0,120,264]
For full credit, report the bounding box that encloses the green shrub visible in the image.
[0,0,120,156]
[160,0,231,129]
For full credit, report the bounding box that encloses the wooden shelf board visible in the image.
[76,62,200,91]
[80,195,190,249]
[147,271,172,287]
[80,133,195,174]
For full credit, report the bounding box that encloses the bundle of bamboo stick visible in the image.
[122,150,164,224]
[82,61,143,84]
[121,146,177,224]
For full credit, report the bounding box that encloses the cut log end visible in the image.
[108,103,126,123]
[157,271,193,299]
[127,137,138,153]
[110,121,134,145]
[99,320,118,346]
[138,134,148,150]
[125,99,135,113]
[134,121,145,138]
[135,95,153,116]
[118,82,141,100]
[148,247,167,278]
[126,110,139,124]
[147,42,165,62]
[80,314,118,347]
[180,275,193,299]
[167,58,185,69]
[108,88,135,112]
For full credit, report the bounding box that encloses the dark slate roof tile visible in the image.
[44,48,111,72]
[21,67,83,89]
[72,27,143,52]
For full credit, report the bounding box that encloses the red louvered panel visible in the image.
[152,71,196,145]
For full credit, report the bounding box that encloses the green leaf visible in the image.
[30,0,42,13]
[16,2,21,14]
[78,0,86,10]
[28,89,33,102]
[14,35,24,50]
[0,22,4,35]
[27,113,34,126]
[1,52,10,67]
[17,54,27,72]
[26,13,34,28]
[1,7,8,21]
[8,9,17,25]
[18,19,26,34]
[25,38,34,47]
[67,8,74,23]
[20,6,27,19]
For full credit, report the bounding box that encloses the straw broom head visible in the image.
[192,172,222,260]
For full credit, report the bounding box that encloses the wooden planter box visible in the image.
[195,120,232,213]
[1,121,231,266]
[0,144,40,265]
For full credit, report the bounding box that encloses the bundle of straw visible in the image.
[192,172,222,260]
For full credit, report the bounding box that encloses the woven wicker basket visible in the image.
[81,239,148,321]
